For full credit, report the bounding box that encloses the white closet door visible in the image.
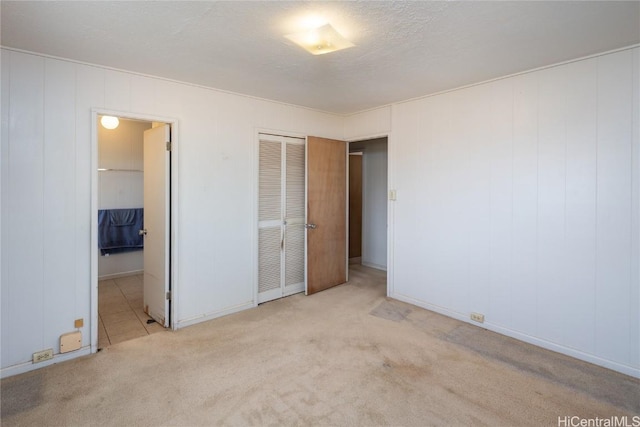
[258,140,282,300]
[283,142,305,296]
[258,134,305,303]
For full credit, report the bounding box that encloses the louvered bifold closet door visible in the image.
[258,135,306,303]
[283,142,305,296]
[258,140,282,300]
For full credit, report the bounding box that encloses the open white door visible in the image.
[142,124,170,327]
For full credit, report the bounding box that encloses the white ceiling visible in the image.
[2,1,639,114]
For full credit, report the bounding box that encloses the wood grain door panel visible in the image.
[307,136,347,295]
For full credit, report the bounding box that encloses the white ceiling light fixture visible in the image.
[100,115,119,130]
[285,23,354,55]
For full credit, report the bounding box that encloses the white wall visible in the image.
[346,47,640,378]
[0,48,342,376]
[97,119,149,278]
[2,46,638,379]
[344,106,391,141]
[350,138,388,270]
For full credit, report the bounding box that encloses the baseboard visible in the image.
[391,292,640,379]
[98,270,143,281]
[361,261,387,271]
[175,301,255,329]
[1,346,92,379]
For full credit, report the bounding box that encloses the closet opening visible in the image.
[255,132,390,304]
[348,137,388,272]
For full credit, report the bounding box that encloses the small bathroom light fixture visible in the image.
[100,115,119,130]
[285,23,354,55]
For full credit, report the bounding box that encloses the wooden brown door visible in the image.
[306,136,347,295]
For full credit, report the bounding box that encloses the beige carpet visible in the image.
[2,265,639,426]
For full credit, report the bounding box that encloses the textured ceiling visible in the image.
[2,1,639,114]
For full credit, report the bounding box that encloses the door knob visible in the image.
[304,223,317,230]
[139,229,147,236]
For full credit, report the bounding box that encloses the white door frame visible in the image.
[90,109,179,353]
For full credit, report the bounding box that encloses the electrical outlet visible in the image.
[33,349,54,363]
[470,312,485,323]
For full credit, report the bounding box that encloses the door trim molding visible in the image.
[90,109,179,354]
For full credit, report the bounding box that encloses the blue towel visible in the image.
[98,208,144,255]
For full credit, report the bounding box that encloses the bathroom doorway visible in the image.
[95,115,172,348]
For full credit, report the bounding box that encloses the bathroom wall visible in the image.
[97,118,151,278]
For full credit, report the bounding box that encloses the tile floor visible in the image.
[98,274,165,348]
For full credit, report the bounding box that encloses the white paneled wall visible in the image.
[632,48,640,369]
[2,45,638,379]
[0,47,8,377]
[344,106,391,140]
[1,48,342,376]
[374,48,639,377]
[3,52,47,370]
[43,58,78,360]
[595,52,635,365]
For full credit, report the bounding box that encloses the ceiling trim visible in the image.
[3,43,638,118]
[0,45,343,117]
[389,43,640,113]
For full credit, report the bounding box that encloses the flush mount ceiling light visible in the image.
[100,115,119,130]
[285,23,354,55]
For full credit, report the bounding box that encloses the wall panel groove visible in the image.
[367,48,640,377]
[1,48,342,376]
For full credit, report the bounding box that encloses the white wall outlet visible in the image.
[470,312,485,323]
[33,349,54,363]
[389,190,397,201]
